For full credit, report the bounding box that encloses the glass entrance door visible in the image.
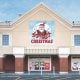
[28,57,51,71]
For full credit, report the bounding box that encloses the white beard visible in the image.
[39,29,44,32]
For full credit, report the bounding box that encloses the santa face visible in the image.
[39,25,45,32]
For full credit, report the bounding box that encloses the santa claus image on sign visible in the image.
[32,22,51,39]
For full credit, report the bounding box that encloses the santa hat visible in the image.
[39,22,45,28]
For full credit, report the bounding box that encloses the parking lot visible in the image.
[0,73,80,80]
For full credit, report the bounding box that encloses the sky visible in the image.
[0,0,80,22]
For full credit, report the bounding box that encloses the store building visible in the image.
[0,3,80,74]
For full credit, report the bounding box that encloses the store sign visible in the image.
[30,21,54,44]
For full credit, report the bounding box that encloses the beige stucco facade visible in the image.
[0,3,72,50]
[0,3,80,73]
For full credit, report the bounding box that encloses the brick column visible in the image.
[59,55,68,74]
[13,47,24,74]
[58,48,70,74]
[0,55,4,73]
[15,55,24,74]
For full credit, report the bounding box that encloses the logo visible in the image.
[30,21,53,44]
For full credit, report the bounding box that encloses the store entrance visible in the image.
[28,56,51,71]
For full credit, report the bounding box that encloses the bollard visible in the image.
[53,66,55,75]
[40,66,44,75]
[79,68,80,75]
[28,66,31,75]
[41,66,42,75]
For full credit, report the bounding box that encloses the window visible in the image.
[28,57,51,71]
[74,35,80,46]
[2,35,9,46]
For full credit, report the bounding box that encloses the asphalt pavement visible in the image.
[0,73,80,80]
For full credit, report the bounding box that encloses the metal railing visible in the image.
[72,21,80,26]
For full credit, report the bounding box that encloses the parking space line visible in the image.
[15,76,21,80]
[58,77,70,80]
[56,76,80,80]
[0,76,18,77]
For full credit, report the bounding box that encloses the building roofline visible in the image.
[0,2,80,29]
[11,2,72,26]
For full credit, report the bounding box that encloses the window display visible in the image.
[71,57,80,71]
[28,57,51,71]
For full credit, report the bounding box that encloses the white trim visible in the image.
[59,55,69,58]
[15,55,24,58]
[59,72,68,74]
[13,47,24,55]
[58,48,70,55]
[0,55,4,58]
[15,72,24,74]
